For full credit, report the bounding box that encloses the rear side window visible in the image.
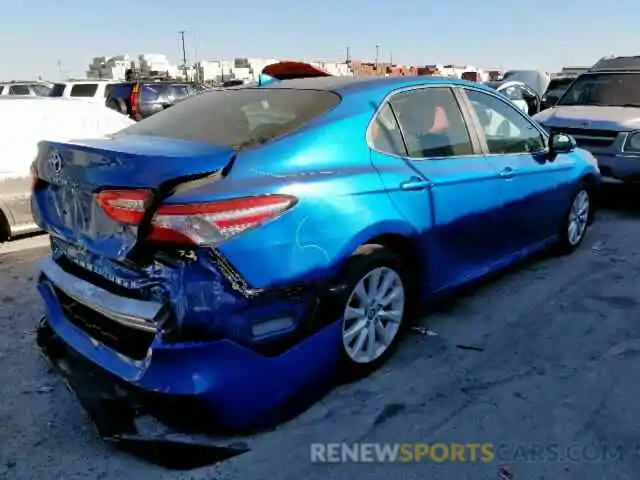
[49,83,65,97]
[369,103,406,156]
[70,83,99,97]
[9,85,30,95]
[117,88,341,147]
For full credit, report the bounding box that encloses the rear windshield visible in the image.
[49,83,65,97]
[140,84,162,102]
[558,73,640,107]
[116,88,341,147]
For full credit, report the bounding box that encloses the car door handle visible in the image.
[400,177,432,191]
[499,167,515,179]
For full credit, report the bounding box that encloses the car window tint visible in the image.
[141,85,162,102]
[116,88,340,147]
[49,83,65,97]
[70,83,99,97]
[370,103,406,156]
[466,89,545,154]
[390,87,473,159]
[31,84,51,96]
[9,85,30,95]
[0,86,4,95]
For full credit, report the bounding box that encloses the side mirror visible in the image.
[549,133,576,155]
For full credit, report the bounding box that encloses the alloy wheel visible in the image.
[341,267,405,364]
[568,190,590,246]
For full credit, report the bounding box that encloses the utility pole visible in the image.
[375,45,380,76]
[193,36,199,83]
[178,30,188,80]
[346,46,350,63]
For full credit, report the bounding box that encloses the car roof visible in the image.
[54,80,116,84]
[260,75,481,95]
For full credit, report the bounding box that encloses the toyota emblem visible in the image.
[48,150,63,173]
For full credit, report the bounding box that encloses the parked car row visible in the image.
[0,98,134,241]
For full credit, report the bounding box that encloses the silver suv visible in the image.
[0,81,52,97]
[533,56,640,182]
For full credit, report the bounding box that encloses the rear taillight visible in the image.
[148,194,298,246]
[96,189,153,225]
[130,83,140,120]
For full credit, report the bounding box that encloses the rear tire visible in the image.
[556,183,591,254]
[337,244,414,380]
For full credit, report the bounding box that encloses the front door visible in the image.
[370,86,511,293]
[461,87,575,252]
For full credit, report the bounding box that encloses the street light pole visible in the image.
[178,30,188,80]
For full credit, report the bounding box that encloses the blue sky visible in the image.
[1,0,638,80]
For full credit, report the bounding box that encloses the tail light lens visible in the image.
[148,194,298,246]
[130,83,140,120]
[96,189,153,225]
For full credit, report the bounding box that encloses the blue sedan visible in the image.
[32,75,600,433]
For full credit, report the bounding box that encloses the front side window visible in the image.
[116,88,340,148]
[466,89,545,155]
[70,83,99,97]
[369,103,406,156]
[389,87,473,158]
[557,73,640,107]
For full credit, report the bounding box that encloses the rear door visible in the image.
[370,86,511,292]
[460,86,574,251]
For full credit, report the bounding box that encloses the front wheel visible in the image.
[556,184,591,254]
[338,245,412,379]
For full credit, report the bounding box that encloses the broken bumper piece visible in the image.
[36,319,250,469]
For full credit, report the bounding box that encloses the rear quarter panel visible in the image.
[166,95,419,288]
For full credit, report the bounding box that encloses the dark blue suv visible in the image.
[105,82,196,120]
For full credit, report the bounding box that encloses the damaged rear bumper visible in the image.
[36,319,251,469]
[36,257,343,436]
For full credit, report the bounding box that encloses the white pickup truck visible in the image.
[0,97,134,241]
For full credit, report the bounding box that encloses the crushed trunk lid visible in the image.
[32,135,235,260]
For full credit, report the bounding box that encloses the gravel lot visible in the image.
[1,183,640,480]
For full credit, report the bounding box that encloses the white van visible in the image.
[0,97,134,241]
